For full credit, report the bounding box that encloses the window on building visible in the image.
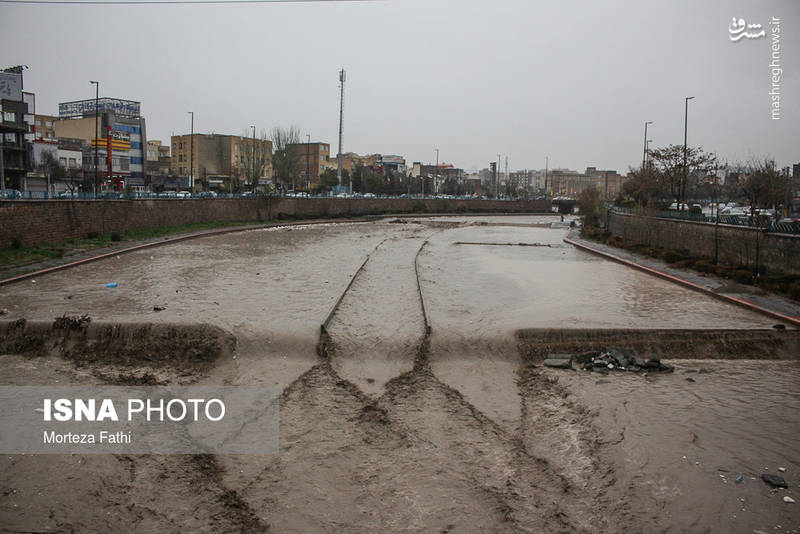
[35,120,41,127]
[120,159,129,171]
[3,112,15,122]
[59,157,67,167]
[45,121,53,127]
[69,158,77,168]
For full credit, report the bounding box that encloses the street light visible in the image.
[434,148,439,195]
[306,133,311,194]
[90,80,99,197]
[683,96,694,206]
[187,111,194,192]
[642,121,653,171]
[250,125,256,191]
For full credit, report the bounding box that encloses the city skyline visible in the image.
[2,0,797,173]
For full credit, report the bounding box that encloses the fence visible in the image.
[609,206,798,235]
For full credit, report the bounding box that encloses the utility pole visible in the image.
[434,148,439,195]
[188,111,194,192]
[90,80,99,197]
[544,156,549,197]
[337,68,346,192]
[496,154,500,198]
[642,121,652,171]
[683,96,694,208]
[251,125,256,192]
[306,133,311,193]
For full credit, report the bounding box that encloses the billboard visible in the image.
[58,98,141,119]
[0,72,23,100]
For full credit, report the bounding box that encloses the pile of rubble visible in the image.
[543,347,674,373]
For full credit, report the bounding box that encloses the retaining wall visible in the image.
[607,211,800,275]
[0,197,549,247]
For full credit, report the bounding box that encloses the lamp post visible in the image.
[250,125,256,191]
[90,80,99,197]
[187,111,194,192]
[682,96,694,207]
[434,148,439,195]
[642,121,652,171]
[306,133,311,194]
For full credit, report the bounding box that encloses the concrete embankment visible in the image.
[0,197,549,248]
[517,328,800,361]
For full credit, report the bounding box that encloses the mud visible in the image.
[1,217,798,533]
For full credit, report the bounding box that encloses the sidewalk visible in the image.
[565,230,800,327]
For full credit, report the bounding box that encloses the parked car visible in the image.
[176,190,191,198]
[0,189,22,199]
[197,191,218,198]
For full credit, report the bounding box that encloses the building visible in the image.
[34,114,58,140]
[288,142,329,190]
[585,167,623,199]
[171,133,272,192]
[0,66,34,191]
[55,97,147,190]
[146,140,171,181]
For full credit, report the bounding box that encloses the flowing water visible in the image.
[0,216,796,533]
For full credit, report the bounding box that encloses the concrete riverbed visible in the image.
[1,215,797,533]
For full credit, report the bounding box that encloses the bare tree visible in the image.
[647,144,717,206]
[239,129,272,192]
[270,126,301,193]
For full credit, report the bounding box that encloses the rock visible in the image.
[686,377,696,383]
[762,474,788,488]
[785,496,796,503]
[153,305,167,312]
[773,324,786,330]
[543,358,572,369]
[547,353,572,360]
[593,367,610,375]
[778,467,786,472]
[0,308,8,316]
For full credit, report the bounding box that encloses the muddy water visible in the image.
[1,216,797,533]
[552,360,800,534]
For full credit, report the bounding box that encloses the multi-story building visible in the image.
[170,133,272,191]
[288,142,329,190]
[55,97,147,190]
[34,114,58,140]
[585,167,623,199]
[0,67,34,191]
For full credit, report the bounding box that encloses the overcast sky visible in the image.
[2,0,798,173]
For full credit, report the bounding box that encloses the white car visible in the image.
[176,191,191,198]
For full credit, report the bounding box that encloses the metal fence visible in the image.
[610,206,799,235]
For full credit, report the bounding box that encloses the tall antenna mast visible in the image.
[337,68,346,191]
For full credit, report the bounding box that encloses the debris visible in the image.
[773,324,786,329]
[761,474,788,488]
[106,282,118,288]
[778,467,786,472]
[544,355,572,369]
[53,314,91,330]
[735,475,743,484]
[0,308,8,316]
[784,496,796,504]
[153,305,167,312]
[686,377,696,383]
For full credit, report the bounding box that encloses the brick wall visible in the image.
[0,198,549,248]
[608,211,800,275]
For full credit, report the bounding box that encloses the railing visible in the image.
[610,206,798,235]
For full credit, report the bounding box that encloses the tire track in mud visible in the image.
[220,225,618,532]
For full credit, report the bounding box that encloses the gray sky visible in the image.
[2,0,798,173]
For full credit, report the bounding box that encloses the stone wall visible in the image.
[0,197,549,248]
[607,211,800,275]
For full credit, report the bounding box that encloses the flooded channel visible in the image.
[0,215,797,533]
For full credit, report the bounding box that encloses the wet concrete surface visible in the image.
[1,215,798,533]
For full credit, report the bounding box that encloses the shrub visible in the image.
[11,236,23,249]
[789,281,800,301]
[110,232,122,242]
[87,232,100,239]
[732,269,753,284]
[662,250,685,264]
[695,260,716,274]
